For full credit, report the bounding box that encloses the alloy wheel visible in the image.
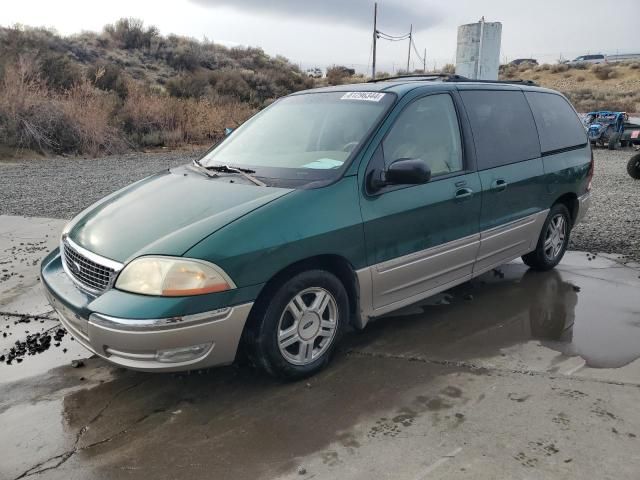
[543,214,567,261]
[277,287,338,366]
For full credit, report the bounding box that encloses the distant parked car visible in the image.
[510,58,538,66]
[567,54,606,66]
[306,67,323,79]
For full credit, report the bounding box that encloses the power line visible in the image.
[411,38,425,64]
[377,30,411,41]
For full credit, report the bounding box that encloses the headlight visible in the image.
[115,257,235,296]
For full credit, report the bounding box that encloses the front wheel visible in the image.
[628,153,640,179]
[522,204,571,271]
[246,270,348,379]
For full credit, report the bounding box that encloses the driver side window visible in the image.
[383,94,463,177]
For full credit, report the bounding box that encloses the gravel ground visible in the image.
[1,148,638,261]
[0,149,203,218]
[569,149,640,262]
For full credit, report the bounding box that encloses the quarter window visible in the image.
[460,90,541,169]
[383,94,463,177]
[525,92,587,153]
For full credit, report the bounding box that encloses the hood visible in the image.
[67,167,292,263]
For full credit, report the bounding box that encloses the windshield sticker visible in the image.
[302,158,344,169]
[341,92,386,102]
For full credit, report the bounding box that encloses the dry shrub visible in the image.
[0,58,125,155]
[103,18,158,50]
[565,86,637,112]
[591,64,616,80]
[120,82,254,147]
[629,62,640,70]
[441,64,455,74]
[550,64,569,73]
[58,81,126,155]
[326,65,356,86]
[500,65,518,78]
[576,75,585,82]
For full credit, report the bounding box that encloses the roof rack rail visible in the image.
[452,78,538,86]
[367,74,465,83]
[367,74,538,87]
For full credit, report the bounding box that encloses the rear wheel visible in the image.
[608,133,620,150]
[522,204,571,271]
[246,270,348,379]
[628,153,640,179]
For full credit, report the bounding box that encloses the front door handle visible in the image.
[455,187,474,201]
[491,178,508,192]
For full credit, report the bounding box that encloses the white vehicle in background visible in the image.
[566,54,606,66]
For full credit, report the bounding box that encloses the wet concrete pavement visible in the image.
[1,215,640,479]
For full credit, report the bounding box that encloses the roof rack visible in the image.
[367,74,538,87]
[456,78,539,86]
[367,74,465,83]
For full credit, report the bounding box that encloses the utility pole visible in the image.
[476,16,485,79]
[423,48,427,72]
[406,24,412,73]
[372,2,377,80]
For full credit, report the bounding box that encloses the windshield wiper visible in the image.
[191,160,266,187]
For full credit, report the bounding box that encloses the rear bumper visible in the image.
[575,192,591,225]
[41,249,254,372]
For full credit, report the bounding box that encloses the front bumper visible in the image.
[41,249,255,372]
[575,192,591,225]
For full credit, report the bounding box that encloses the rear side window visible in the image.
[460,90,540,169]
[525,92,587,153]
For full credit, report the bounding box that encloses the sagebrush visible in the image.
[0,21,313,156]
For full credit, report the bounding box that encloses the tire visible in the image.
[628,153,640,179]
[608,133,620,150]
[246,270,348,380]
[522,204,571,271]
[621,140,629,148]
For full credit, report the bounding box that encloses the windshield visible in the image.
[200,91,395,183]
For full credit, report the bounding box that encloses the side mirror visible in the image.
[385,158,431,185]
[224,127,234,136]
[369,158,430,192]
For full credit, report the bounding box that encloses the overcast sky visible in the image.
[4,0,640,73]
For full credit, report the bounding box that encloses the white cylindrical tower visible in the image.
[455,19,502,80]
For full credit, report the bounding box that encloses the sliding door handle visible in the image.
[491,178,508,191]
[455,188,474,201]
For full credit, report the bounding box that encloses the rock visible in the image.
[71,359,84,368]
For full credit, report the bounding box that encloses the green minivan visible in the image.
[41,77,592,379]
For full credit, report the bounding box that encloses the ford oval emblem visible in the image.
[72,260,81,273]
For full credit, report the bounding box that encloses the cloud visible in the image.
[189,0,442,31]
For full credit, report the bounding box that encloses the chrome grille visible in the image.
[62,239,118,294]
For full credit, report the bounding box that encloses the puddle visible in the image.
[0,314,88,384]
[354,258,640,370]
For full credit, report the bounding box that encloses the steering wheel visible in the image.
[342,141,359,153]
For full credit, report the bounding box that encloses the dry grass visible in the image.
[500,62,640,113]
[0,58,255,155]
[0,21,308,157]
[0,58,125,155]
[121,82,254,147]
